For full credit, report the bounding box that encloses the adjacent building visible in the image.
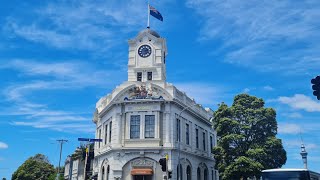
[91,28,218,180]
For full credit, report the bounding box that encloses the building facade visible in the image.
[92,28,218,180]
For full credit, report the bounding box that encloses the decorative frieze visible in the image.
[131,159,154,167]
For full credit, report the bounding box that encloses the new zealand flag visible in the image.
[149,5,163,21]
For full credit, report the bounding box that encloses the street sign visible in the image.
[89,139,103,142]
[78,138,90,141]
[78,138,102,142]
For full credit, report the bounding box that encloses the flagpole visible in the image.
[147,1,150,28]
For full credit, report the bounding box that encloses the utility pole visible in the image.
[56,139,68,180]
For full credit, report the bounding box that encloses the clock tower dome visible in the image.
[127,28,168,83]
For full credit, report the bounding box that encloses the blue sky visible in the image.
[1,0,320,178]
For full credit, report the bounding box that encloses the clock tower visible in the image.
[127,28,168,83]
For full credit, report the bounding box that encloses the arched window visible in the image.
[187,165,191,180]
[107,165,110,180]
[177,164,183,180]
[204,168,208,180]
[197,167,201,180]
[102,166,105,180]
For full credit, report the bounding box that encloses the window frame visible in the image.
[145,115,155,138]
[109,121,112,143]
[203,132,206,151]
[137,72,142,81]
[186,123,190,145]
[196,128,199,148]
[130,115,141,139]
[147,72,152,80]
[104,124,108,145]
[176,118,181,142]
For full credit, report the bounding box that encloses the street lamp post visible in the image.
[177,103,198,180]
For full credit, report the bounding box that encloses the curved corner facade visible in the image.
[92,29,219,180]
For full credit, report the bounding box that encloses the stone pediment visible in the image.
[96,82,173,114]
[114,83,172,102]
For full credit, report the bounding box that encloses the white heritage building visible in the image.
[92,28,218,180]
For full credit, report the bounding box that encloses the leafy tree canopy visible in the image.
[12,154,55,180]
[213,94,287,180]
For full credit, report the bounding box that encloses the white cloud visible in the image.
[174,82,224,106]
[0,60,123,133]
[186,0,320,74]
[0,142,8,149]
[284,140,318,151]
[283,112,303,119]
[278,123,301,134]
[12,121,95,133]
[263,86,274,91]
[277,94,320,112]
[1,60,122,89]
[243,88,250,93]
[4,1,148,51]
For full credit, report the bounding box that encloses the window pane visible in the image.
[105,124,108,145]
[99,129,101,148]
[177,119,181,142]
[203,132,206,151]
[210,136,213,153]
[145,115,155,138]
[109,122,112,142]
[137,72,142,81]
[130,115,140,139]
[196,129,199,148]
[147,72,152,80]
[186,124,189,145]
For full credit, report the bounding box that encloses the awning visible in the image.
[131,168,153,175]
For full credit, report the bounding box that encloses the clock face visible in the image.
[138,45,152,58]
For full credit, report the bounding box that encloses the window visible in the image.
[107,165,110,180]
[130,115,140,139]
[187,166,191,180]
[147,72,152,80]
[212,170,214,180]
[196,129,199,148]
[137,72,142,81]
[177,164,183,180]
[203,132,206,151]
[104,124,108,145]
[109,121,112,143]
[186,123,190,145]
[204,168,208,180]
[145,115,155,138]
[210,136,213,153]
[197,167,201,180]
[102,166,105,180]
[176,118,181,142]
[98,129,101,148]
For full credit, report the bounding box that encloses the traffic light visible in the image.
[168,171,172,179]
[159,158,167,172]
[311,76,320,100]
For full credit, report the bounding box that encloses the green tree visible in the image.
[12,154,55,180]
[213,94,287,180]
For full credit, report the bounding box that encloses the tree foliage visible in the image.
[213,94,287,180]
[12,154,55,180]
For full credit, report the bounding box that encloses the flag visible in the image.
[149,5,163,21]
